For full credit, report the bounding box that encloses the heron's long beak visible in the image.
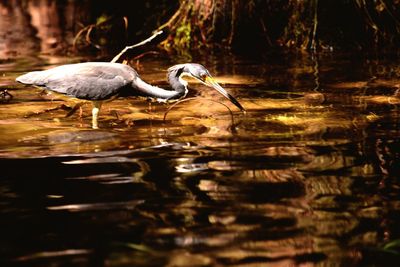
[204,76,246,112]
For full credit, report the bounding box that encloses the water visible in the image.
[2,5,400,266]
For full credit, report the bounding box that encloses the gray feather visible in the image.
[16,62,137,100]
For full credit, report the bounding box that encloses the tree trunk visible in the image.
[160,0,400,53]
[160,0,268,53]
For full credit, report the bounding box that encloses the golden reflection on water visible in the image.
[7,2,400,265]
[1,53,400,267]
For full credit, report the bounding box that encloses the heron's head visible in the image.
[168,63,245,112]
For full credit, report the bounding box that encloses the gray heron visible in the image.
[16,62,245,128]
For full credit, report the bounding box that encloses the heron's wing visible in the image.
[16,63,136,100]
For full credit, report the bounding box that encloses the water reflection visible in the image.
[2,31,400,267]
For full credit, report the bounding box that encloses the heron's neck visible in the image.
[133,77,185,100]
[167,71,189,97]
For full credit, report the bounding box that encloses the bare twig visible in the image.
[229,0,239,46]
[131,51,160,61]
[355,0,380,32]
[73,25,92,49]
[259,18,272,46]
[72,16,113,50]
[157,1,187,31]
[85,25,101,50]
[310,0,318,51]
[123,16,129,31]
[378,0,400,29]
[111,30,164,63]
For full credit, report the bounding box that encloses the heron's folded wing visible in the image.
[17,63,134,101]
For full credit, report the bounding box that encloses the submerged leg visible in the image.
[65,102,86,117]
[91,101,103,129]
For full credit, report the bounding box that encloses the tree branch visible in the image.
[111,30,164,63]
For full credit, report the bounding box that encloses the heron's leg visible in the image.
[146,98,153,113]
[65,102,85,117]
[91,101,103,129]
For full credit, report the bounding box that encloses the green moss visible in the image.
[174,20,192,51]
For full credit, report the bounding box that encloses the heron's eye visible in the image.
[200,74,207,81]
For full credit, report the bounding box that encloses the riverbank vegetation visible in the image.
[74,0,400,55]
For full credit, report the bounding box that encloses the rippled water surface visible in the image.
[1,50,400,267]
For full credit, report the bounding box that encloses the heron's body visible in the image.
[16,62,245,128]
[16,62,187,101]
